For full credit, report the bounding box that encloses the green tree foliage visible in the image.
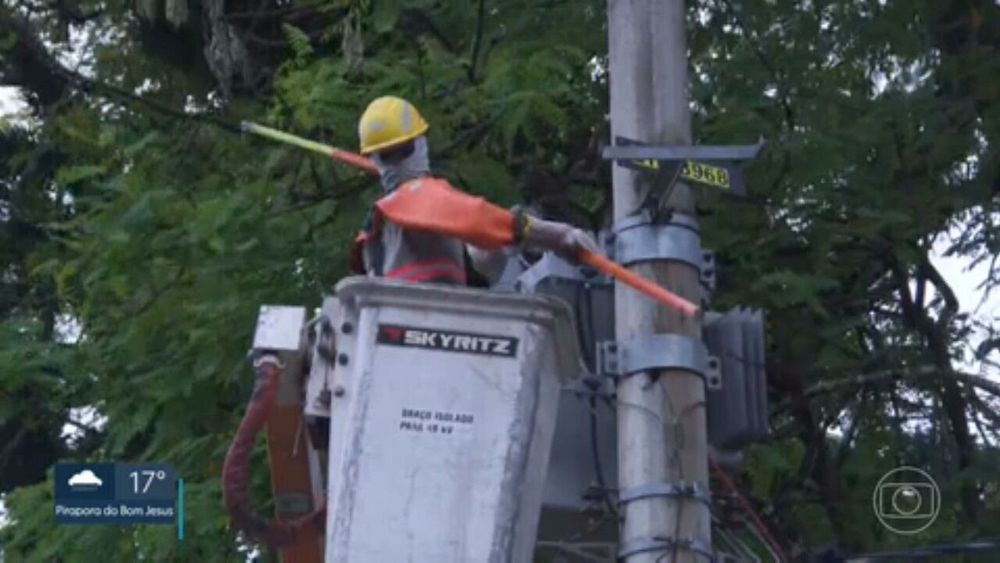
[0,0,997,560]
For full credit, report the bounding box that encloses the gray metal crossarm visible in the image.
[602,138,765,161]
[606,137,765,203]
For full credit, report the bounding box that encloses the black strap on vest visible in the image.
[360,207,384,276]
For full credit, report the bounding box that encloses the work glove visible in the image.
[521,216,600,264]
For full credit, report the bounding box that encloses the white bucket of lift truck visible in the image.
[312,276,581,563]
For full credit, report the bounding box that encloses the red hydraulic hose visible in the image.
[221,356,325,548]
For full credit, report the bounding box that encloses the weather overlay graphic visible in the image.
[54,463,183,534]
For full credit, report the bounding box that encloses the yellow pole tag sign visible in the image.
[632,159,732,191]
[681,160,731,190]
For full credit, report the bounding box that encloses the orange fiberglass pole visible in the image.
[241,121,699,317]
[578,251,699,317]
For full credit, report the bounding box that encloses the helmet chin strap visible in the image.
[373,136,431,193]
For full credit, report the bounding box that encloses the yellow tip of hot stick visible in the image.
[241,121,378,175]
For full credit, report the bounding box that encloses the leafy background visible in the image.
[0,0,998,560]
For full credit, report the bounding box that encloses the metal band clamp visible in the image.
[607,216,715,291]
[598,334,722,390]
[614,211,700,233]
[619,537,715,561]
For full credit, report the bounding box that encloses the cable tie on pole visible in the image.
[617,481,712,509]
[618,536,715,561]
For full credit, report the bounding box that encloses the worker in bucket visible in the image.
[349,95,599,285]
[223,98,599,554]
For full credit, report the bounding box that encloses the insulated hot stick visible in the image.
[241,121,379,175]
[240,121,699,317]
[578,251,699,318]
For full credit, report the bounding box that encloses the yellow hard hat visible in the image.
[358,96,429,155]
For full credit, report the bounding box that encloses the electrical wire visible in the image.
[613,362,744,563]
[710,460,787,561]
[572,278,618,517]
[574,282,596,370]
[587,392,618,517]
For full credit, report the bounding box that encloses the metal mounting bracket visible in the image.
[619,537,716,561]
[618,481,712,509]
[597,334,722,390]
[603,137,765,214]
[607,215,716,291]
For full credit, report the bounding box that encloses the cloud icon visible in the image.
[67,469,103,490]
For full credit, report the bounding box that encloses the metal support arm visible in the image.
[598,333,722,390]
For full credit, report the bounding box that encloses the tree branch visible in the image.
[127,267,187,319]
[467,0,487,83]
[837,390,867,465]
[921,256,960,328]
[791,364,1000,401]
[914,263,927,310]
[2,6,248,133]
[62,417,101,436]
[719,0,796,130]
[975,337,1000,360]
[969,393,1000,444]
[400,8,457,54]
[0,427,27,463]
[223,1,327,20]
[0,7,72,107]
[970,401,995,447]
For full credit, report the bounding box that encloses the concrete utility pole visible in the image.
[609,1,711,561]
